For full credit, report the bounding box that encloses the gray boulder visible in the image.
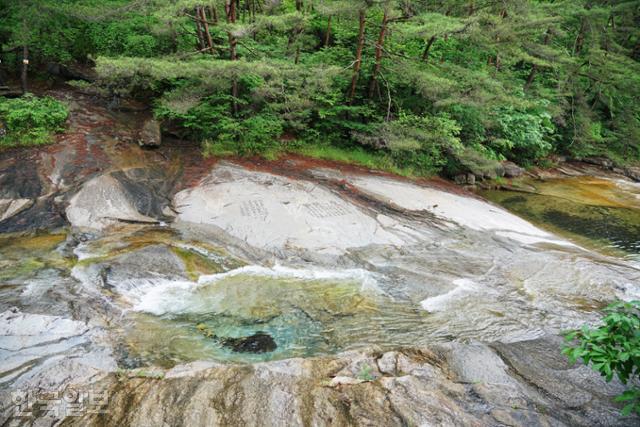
[624,166,640,182]
[502,161,525,178]
[139,119,162,148]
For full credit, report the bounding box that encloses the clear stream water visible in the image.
[481,176,640,262]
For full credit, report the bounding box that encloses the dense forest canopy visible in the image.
[1,0,639,175]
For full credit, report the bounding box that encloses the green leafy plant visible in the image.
[563,300,640,416]
[357,364,375,382]
[491,107,555,163]
[0,95,69,147]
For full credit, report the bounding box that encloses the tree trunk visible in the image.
[295,0,303,12]
[368,11,388,99]
[229,0,236,22]
[227,0,238,115]
[168,21,178,53]
[574,19,586,55]
[324,15,332,47]
[211,4,218,24]
[524,29,551,90]
[21,45,28,94]
[199,7,215,55]
[194,7,206,50]
[422,35,436,61]
[348,9,366,103]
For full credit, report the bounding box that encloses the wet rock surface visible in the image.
[481,174,640,259]
[38,337,633,427]
[0,308,115,424]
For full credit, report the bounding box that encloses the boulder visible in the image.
[624,166,640,182]
[139,119,162,148]
[453,174,468,185]
[502,161,525,178]
[450,147,505,181]
[65,167,176,231]
[0,198,33,223]
[583,156,614,169]
[66,174,159,230]
[453,174,475,185]
[220,332,277,353]
[46,62,95,82]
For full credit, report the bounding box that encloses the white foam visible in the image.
[420,278,480,312]
[120,278,198,315]
[116,264,381,316]
[198,264,380,291]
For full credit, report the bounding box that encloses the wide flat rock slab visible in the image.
[346,175,569,246]
[174,163,404,254]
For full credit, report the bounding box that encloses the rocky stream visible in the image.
[0,88,639,426]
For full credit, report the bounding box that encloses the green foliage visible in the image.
[357,112,462,175]
[207,113,285,156]
[491,107,555,163]
[89,15,168,58]
[357,364,375,382]
[0,95,69,147]
[563,300,640,416]
[294,144,414,177]
[1,0,638,173]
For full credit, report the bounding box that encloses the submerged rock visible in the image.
[221,332,277,354]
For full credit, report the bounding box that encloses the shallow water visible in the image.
[118,269,431,366]
[481,176,640,261]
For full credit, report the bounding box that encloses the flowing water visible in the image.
[481,176,640,261]
[6,220,637,369]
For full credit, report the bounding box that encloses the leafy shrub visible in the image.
[563,300,640,416]
[213,113,284,156]
[491,107,555,163]
[89,16,165,58]
[357,112,462,175]
[0,95,69,147]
